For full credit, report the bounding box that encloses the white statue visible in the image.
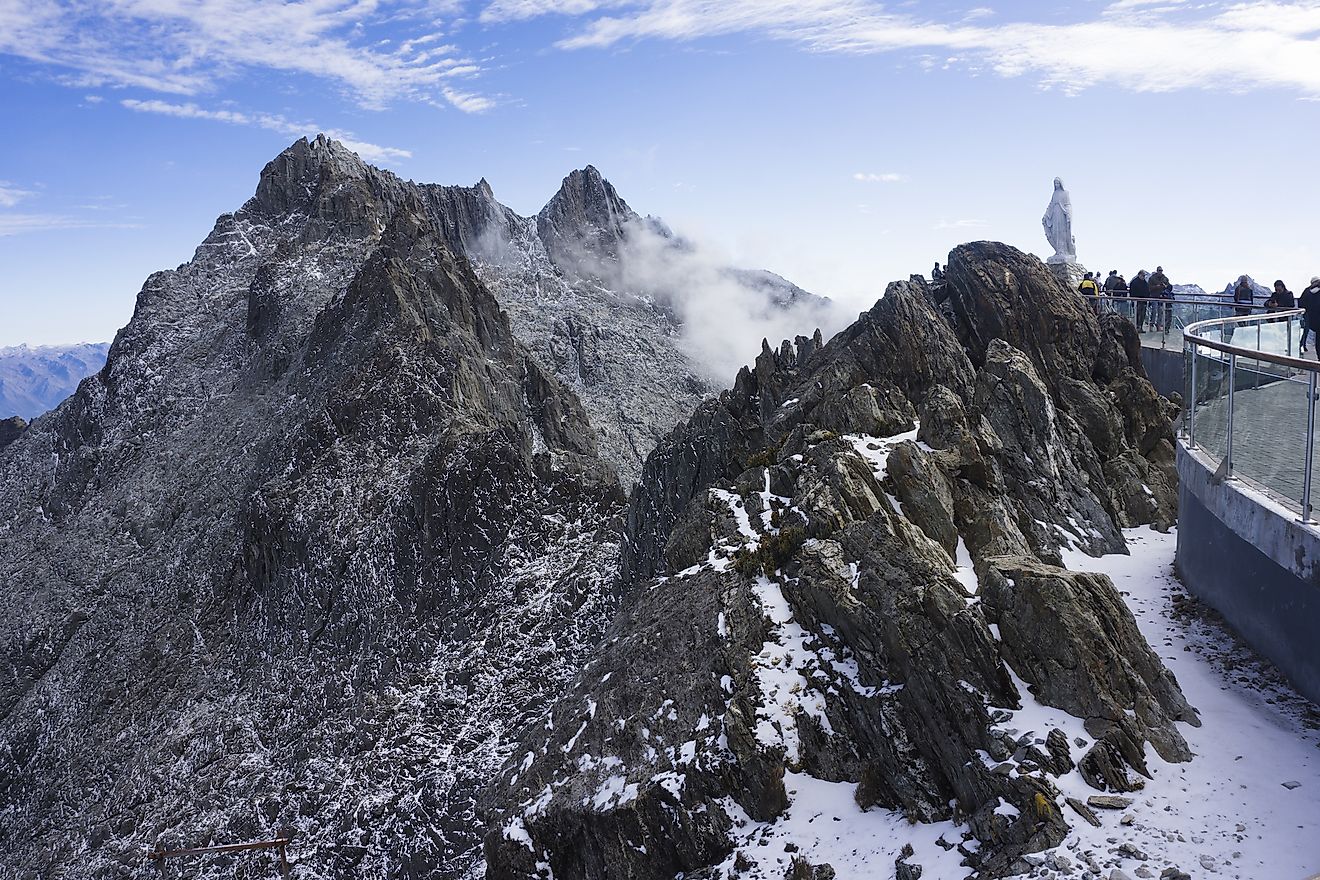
[1042,177,1076,264]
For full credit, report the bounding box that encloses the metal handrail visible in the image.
[1182,307,1319,523]
[1085,293,1276,309]
[1184,308,1309,371]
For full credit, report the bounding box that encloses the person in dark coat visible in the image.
[1265,279,1295,311]
[1301,277,1320,354]
[1129,270,1150,331]
[1149,266,1173,331]
[1233,276,1254,317]
[1104,270,1129,319]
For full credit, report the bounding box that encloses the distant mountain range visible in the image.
[0,342,109,419]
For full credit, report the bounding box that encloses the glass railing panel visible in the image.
[1190,343,1230,464]
[1245,313,1299,359]
[1227,356,1309,508]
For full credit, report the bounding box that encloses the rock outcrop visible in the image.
[0,414,26,450]
[484,243,1194,879]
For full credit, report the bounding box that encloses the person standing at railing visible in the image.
[1149,266,1173,332]
[1301,277,1320,355]
[1078,272,1104,316]
[1233,276,1254,317]
[1104,270,1130,320]
[1130,270,1150,330]
[1265,280,1295,311]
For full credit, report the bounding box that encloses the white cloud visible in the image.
[853,171,905,183]
[481,0,633,22]
[933,218,988,229]
[0,1,491,113]
[1103,0,1187,12]
[120,99,412,164]
[0,214,141,236]
[441,86,496,113]
[0,184,35,208]
[607,220,848,381]
[545,0,1320,98]
[82,94,103,104]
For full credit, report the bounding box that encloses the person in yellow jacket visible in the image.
[1078,272,1101,315]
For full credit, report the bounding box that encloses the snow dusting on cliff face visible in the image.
[483,243,1312,880]
[0,136,626,879]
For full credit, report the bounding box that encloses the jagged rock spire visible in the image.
[536,165,640,277]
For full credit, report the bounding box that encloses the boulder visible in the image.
[0,416,27,452]
[979,556,1198,764]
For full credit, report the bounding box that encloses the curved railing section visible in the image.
[1086,293,1278,350]
[1182,307,1318,521]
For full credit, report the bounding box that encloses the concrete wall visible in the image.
[1140,345,1183,398]
[1176,442,1320,705]
[1141,342,1289,400]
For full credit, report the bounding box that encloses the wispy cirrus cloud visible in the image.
[440,86,496,113]
[853,172,905,183]
[0,181,138,237]
[516,0,1320,99]
[480,0,632,22]
[0,214,142,237]
[0,0,490,113]
[0,183,36,208]
[120,99,412,164]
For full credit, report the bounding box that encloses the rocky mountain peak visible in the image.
[0,152,624,876]
[246,134,407,238]
[536,165,641,276]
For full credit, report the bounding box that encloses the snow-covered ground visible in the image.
[1051,527,1320,880]
[711,527,1320,879]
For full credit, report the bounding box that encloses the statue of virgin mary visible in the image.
[1042,177,1076,264]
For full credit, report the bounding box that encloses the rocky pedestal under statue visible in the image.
[1042,177,1088,288]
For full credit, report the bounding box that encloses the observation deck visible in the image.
[1175,305,1320,705]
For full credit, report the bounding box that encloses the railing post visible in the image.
[1225,353,1236,477]
[1288,317,1294,356]
[1304,372,1317,524]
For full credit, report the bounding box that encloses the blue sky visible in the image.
[1,0,1318,346]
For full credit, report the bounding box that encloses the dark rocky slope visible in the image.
[0,150,622,878]
[483,243,1192,879]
